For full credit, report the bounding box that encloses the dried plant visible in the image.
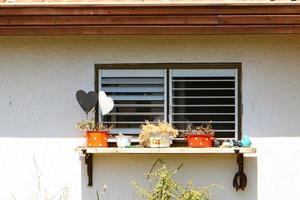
[96,185,110,200]
[186,121,215,136]
[75,119,112,132]
[76,108,112,132]
[11,156,69,200]
[132,160,219,200]
[139,121,179,147]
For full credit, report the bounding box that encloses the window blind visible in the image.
[100,69,167,134]
[169,69,238,139]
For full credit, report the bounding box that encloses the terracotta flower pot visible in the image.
[186,134,214,148]
[86,131,108,147]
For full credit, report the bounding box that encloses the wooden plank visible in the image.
[0,15,219,26]
[76,147,256,154]
[1,5,300,16]
[1,25,300,35]
[220,15,300,25]
[0,4,300,35]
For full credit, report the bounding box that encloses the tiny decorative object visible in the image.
[231,139,240,147]
[241,135,252,147]
[76,90,98,114]
[139,121,178,147]
[213,139,221,147]
[185,122,215,148]
[98,91,114,115]
[116,134,132,148]
[238,140,243,147]
[220,140,233,148]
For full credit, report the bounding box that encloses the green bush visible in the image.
[132,160,219,200]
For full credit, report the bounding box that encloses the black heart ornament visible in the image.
[76,90,98,114]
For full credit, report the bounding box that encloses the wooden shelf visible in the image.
[78,146,256,190]
[77,147,256,154]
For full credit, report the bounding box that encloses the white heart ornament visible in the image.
[98,91,114,115]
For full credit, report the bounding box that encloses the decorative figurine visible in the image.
[220,140,233,148]
[241,135,252,147]
[213,139,221,147]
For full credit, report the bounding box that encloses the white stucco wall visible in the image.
[0,35,299,200]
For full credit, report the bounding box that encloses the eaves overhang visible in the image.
[1,3,300,35]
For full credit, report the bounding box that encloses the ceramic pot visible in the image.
[86,131,108,147]
[149,134,172,148]
[116,135,132,148]
[186,134,214,148]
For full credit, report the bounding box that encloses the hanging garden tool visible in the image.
[233,153,247,191]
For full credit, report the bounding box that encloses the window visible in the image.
[95,64,241,139]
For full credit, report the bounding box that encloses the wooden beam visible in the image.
[219,15,300,25]
[1,4,300,15]
[1,25,300,35]
[1,4,300,35]
[0,15,219,26]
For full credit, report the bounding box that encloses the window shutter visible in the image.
[100,69,167,135]
[170,69,238,139]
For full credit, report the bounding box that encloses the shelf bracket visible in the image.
[233,149,247,191]
[82,150,93,186]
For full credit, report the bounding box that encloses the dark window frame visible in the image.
[95,63,242,140]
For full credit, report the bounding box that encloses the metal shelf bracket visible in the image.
[82,150,93,186]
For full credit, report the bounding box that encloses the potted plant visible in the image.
[186,121,215,148]
[75,90,115,148]
[116,134,132,148]
[139,121,179,148]
[76,118,112,147]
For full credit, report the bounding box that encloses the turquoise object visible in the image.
[241,135,252,147]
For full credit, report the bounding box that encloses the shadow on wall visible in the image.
[81,154,257,200]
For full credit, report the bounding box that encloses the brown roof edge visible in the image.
[1,3,300,7]
[0,3,300,35]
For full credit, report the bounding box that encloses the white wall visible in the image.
[0,35,299,200]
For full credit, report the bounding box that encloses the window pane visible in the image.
[99,69,166,134]
[170,70,237,138]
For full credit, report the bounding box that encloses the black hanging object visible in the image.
[76,90,98,114]
[233,151,247,191]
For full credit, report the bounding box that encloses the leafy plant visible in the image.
[132,159,219,200]
[139,121,179,147]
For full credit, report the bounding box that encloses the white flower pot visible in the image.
[149,135,172,148]
[116,135,132,148]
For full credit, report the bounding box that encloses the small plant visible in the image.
[11,156,69,200]
[186,121,215,136]
[132,159,219,200]
[75,109,112,132]
[139,121,179,147]
[75,118,112,132]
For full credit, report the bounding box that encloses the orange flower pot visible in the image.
[187,134,214,148]
[86,131,108,147]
